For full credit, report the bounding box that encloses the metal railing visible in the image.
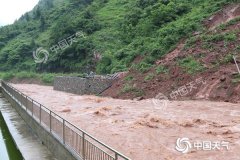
[1,81,130,160]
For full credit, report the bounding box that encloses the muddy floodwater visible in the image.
[12,84,240,160]
[0,96,23,160]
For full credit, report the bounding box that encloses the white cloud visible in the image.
[0,0,39,26]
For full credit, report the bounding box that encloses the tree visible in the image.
[45,0,54,8]
[40,16,46,31]
[25,13,30,21]
[34,7,41,19]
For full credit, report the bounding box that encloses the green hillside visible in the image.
[0,0,237,75]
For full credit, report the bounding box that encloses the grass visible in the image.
[232,75,240,84]
[184,36,198,49]
[236,45,240,51]
[144,73,154,81]
[15,72,38,79]
[201,32,237,46]
[218,17,240,30]
[0,72,61,85]
[200,31,237,50]
[224,32,237,42]
[0,72,15,81]
[124,75,134,81]
[0,71,108,85]
[155,65,169,74]
[202,42,214,50]
[132,62,153,73]
[201,34,225,44]
[40,74,55,84]
[221,53,233,64]
[178,56,205,74]
[121,83,144,97]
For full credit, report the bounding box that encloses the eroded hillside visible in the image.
[103,4,240,103]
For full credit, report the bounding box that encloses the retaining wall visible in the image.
[53,76,113,95]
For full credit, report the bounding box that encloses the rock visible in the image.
[222,130,233,135]
[60,108,71,112]
[134,97,144,101]
[193,31,201,36]
[224,99,229,102]
[220,76,226,82]
[231,72,240,76]
[133,83,137,88]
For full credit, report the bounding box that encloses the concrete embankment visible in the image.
[0,88,57,160]
[1,86,77,160]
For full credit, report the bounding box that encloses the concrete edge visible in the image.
[1,87,80,160]
[0,93,58,160]
[0,107,25,160]
[0,94,23,160]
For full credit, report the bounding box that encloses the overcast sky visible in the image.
[0,0,39,26]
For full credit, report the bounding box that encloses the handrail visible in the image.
[1,81,131,160]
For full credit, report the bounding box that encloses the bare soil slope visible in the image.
[103,4,240,103]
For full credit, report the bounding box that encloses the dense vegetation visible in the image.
[0,0,237,75]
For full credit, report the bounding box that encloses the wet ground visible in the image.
[12,84,240,160]
[0,92,57,160]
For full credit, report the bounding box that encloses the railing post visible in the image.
[25,96,27,109]
[20,93,22,106]
[32,100,34,116]
[25,96,27,110]
[50,111,52,132]
[23,95,26,109]
[22,94,24,107]
[63,119,65,144]
[26,97,28,112]
[115,153,118,160]
[40,104,42,124]
[83,132,85,160]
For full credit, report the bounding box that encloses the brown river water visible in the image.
[12,84,240,160]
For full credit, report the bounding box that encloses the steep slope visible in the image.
[0,0,237,74]
[103,4,240,103]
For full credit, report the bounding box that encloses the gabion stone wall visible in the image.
[53,76,114,95]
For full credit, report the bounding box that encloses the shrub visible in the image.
[224,32,237,42]
[156,65,169,74]
[16,71,38,79]
[40,74,55,84]
[222,53,233,64]
[184,36,198,49]
[144,73,154,81]
[121,83,144,96]
[232,75,240,84]
[235,45,240,52]
[178,56,205,74]
[1,72,15,81]
[124,75,134,81]
[96,56,113,74]
[134,62,153,73]
[202,34,225,42]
